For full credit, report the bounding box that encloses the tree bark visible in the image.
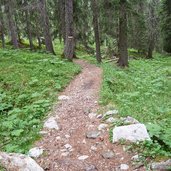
[24,0,33,50]
[0,17,5,48]
[118,0,128,67]
[39,0,55,54]
[91,0,102,63]
[59,0,66,42]
[6,1,19,48]
[64,0,75,60]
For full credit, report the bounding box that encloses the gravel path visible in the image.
[35,60,145,171]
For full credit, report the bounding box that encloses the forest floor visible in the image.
[35,60,145,171]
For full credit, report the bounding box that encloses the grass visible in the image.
[100,53,171,157]
[0,47,80,153]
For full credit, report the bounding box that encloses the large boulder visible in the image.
[113,124,151,143]
[0,152,44,171]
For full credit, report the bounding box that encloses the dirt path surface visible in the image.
[36,60,144,171]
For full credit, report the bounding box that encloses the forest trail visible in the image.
[35,60,144,171]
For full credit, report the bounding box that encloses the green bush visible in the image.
[0,49,80,153]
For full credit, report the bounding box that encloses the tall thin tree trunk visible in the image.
[59,0,66,42]
[24,0,33,50]
[91,0,101,63]
[6,1,18,48]
[0,18,5,48]
[39,0,55,54]
[64,0,75,60]
[118,0,128,67]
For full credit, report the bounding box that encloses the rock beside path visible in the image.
[0,152,44,171]
[113,124,151,143]
[44,117,60,130]
[151,159,171,170]
[28,147,43,158]
[86,131,101,139]
[58,95,70,100]
[101,150,115,159]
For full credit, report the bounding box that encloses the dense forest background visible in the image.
[0,0,171,65]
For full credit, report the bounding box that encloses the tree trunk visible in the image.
[0,18,5,48]
[118,0,128,67]
[64,0,75,60]
[6,1,19,48]
[37,36,42,49]
[59,0,66,42]
[91,0,102,63]
[24,0,33,50]
[39,0,55,54]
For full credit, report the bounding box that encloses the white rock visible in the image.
[105,110,119,116]
[61,152,70,157]
[44,117,60,130]
[58,95,70,101]
[65,134,70,139]
[106,117,116,123]
[90,146,97,151]
[56,136,61,140]
[78,155,89,160]
[64,144,72,151]
[131,154,139,161]
[88,113,97,119]
[98,124,108,131]
[0,152,44,171]
[113,124,151,143]
[39,131,48,135]
[120,164,129,170]
[28,147,43,158]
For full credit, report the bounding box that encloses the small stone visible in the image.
[86,131,100,139]
[44,117,60,130]
[58,95,70,101]
[97,114,103,119]
[122,116,139,125]
[78,155,89,160]
[106,117,116,123]
[98,124,108,131]
[0,152,44,171]
[39,131,48,135]
[120,164,129,170]
[56,136,61,140]
[61,152,70,157]
[151,159,171,170]
[88,113,97,119]
[90,146,97,151]
[85,164,97,171]
[64,144,72,151]
[102,150,115,159]
[105,110,119,116]
[65,135,70,139]
[82,139,86,144]
[131,154,139,161]
[113,124,151,143]
[28,147,43,158]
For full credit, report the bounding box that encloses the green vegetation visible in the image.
[100,54,171,157]
[0,48,80,153]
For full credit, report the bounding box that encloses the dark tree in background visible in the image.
[161,0,171,53]
[39,0,55,54]
[91,0,101,63]
[64,0,75,60]
[118,0,128,67]
[0,4,5,48]
[6,1,19,48]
